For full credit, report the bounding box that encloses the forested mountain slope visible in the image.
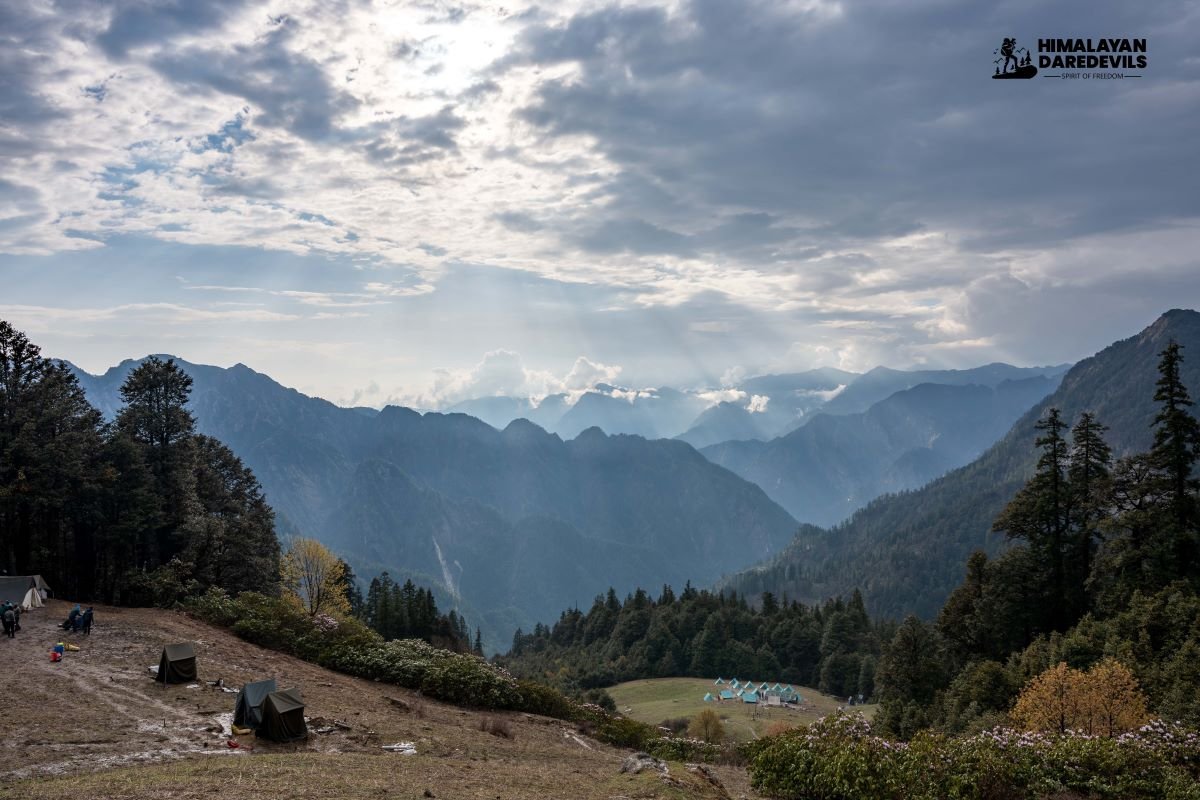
[724,309,1200,620]
[702,376,1060,526]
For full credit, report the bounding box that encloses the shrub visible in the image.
[688,708,725,743]
[420,656,522,709]
[575,709,658,750]
[748,712,1200,800]
[187,586,240,628]
[660,716,691,735]
[185,591,521,711]
[582,688,617,712]
[647,735,723,763]
[516,679,578,719]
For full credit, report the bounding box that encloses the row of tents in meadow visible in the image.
[703,677,804,706]
[156,642,308,743]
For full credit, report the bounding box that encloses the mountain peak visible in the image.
[573,425,608,444]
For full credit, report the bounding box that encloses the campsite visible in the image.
[0,600,754,799]
[608,678,875,743]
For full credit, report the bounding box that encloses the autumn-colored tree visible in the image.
[281,537,350,617]
[1011,662,1084,734]
[1085,658,1151,737]
[1011,659,1150,736]
[687,708,725,743]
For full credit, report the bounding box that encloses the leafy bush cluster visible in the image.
[646,735,724,764]
[188,589,520,709]
[573,706,659,750]
[749,712,1200,800]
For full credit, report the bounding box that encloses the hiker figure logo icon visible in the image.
[993,38,1037,79]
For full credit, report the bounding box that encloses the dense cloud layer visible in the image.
[0,0,1196,402]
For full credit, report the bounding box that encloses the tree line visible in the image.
[362,571,478,654]
[876,340,1200,737]
[1,320,279,604]
[1,319,479,660]
[500,583,891,700]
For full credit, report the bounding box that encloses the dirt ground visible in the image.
[0,600,765,800]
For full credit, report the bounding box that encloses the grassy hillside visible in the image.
[0,601,754,799]
[608,678,875,743]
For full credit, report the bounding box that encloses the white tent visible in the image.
[0,575,51,606]
[21,587,43,610]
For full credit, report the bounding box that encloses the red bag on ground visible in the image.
[49,651,62,662]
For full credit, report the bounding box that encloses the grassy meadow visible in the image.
[607,677,876,742]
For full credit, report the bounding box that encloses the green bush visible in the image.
[581,687,617,712]
[188,591,522,711]
[592,714,659,750]
[748,712,1200,800]
[187,586,240,627]
[647,735,723,763]
[516,679,579,719]
[420,657,522,709]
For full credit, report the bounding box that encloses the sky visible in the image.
[1,0,1198,408]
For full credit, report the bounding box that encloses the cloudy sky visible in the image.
[2,0,1197,407]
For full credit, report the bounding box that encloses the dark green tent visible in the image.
[255,688,308,743]
[234,678,278,730]
[157,642,197,684]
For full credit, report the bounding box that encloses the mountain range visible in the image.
[447,363,1068,459]
[68,360,799,651]
[723,308,1200,620]
[702,375,1062,526]
[65,310,1173,648]
[448,368,858,443]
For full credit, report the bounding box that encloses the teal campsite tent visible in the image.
[234,678,278,730]
[742,691,759,704]
[714,677,725,685]
[703,692,714,702]
[256,688,308,742]
[157,643,197,684]
[730,679,740,688]
[719,690,735,700]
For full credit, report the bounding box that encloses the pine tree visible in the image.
[1150,341,1200,576]
[875,615,947,739]
[1152,341,1200,524]
[993,407,1072,631]
[116,357,198,565]
[1067,412,1111,616]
